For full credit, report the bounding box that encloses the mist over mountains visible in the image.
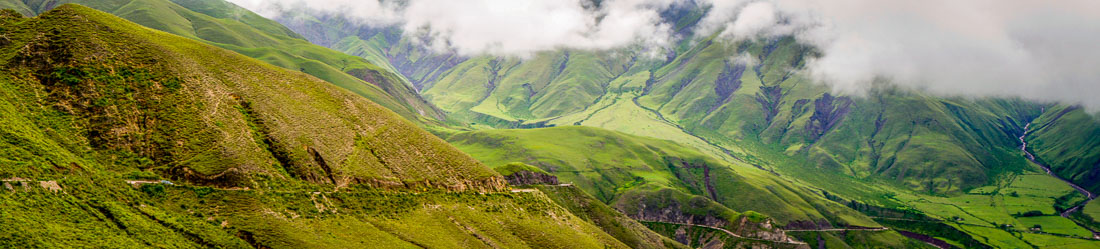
[229,0,1100,109]
[4,0,1100,247]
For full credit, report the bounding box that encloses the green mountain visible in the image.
[276,3,1100,248]
[0,5,667,247]
[4,0,446,125]
[5,0,1099,247]
[283,3,1100,195]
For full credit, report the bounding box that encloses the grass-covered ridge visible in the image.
[7,0,445,125]
[0,4,497,190]
[0,5,643,247]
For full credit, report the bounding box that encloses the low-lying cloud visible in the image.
[230,0,678,56]
[228,0,1100,109]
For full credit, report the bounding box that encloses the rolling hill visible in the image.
[0,5,671,247]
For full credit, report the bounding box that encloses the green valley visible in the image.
[271,1,1100,248]
[3,0,1099,248]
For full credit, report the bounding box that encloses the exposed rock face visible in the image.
[731,217,797,244]
[503,171,559,186]
[755,85,783,124]
[622,194,798,244]
[709,62,745,114]
[781,220,833,230]
[805,93,852,141]
[630,199,729,229]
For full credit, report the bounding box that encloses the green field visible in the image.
[884,171,1098,246]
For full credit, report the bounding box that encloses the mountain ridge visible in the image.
[0,5,675,248]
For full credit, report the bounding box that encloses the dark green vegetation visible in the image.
[0,5,652,247]
[5,0,445,125]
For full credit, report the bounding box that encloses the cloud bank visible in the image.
[230,0,678,56]
[228,0,1100,108]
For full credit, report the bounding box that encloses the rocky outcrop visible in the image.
[709,62,745,114]
[731,217,797,244]
[805,93,852,142]
[503,171,558,186]
[756,85,783,124]
[631,202,730,229]
[618,189,799,244]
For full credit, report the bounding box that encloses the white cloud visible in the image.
[228,0,1100,108]
[230,0,676,57]
[695,0,1100,108]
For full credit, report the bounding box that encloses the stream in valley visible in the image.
[1019,121,1099,239]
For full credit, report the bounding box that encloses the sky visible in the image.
[227,0,1100,109]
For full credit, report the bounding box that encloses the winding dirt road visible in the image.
[640,220,809,246]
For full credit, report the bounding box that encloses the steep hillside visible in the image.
[0,4,494,189]
[535,184,690,249]
[1027,105,1100,193]
[6,0,445,124]
[410,36,1048,195]
[0,5,631,247]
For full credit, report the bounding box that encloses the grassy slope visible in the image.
[413,31,1053,195]
[0,6,629,247]
[1,178,628,248]
[428,40,1100,246]
[1028,105,1100,193]
[13,0,444,124]
[0,5,496,188]
[447,126,883,228]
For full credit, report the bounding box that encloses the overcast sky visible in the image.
[227,0,1100,109]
